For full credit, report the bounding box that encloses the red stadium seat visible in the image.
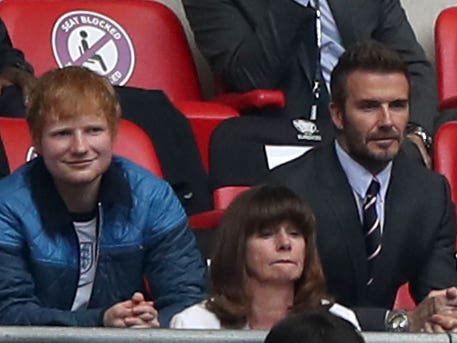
[0,0,196,95]
[434,121,457,219]
[0,0,289,172]
[392,283,415,310]
[0,0,240,171]
[0,117,33,172]
[434,121,457,260]
[213,185,250,210]
[0,0,283,109]
[435,7,457,111]
[188,185,250,230]
[175,101,238,172]
[213,76,286,111]
[114,120,163,177]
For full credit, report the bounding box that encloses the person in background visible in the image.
[264,310,365,343]
[183,0,435,188]
[265,41,457,332]
[171,185,360,330]
[0,66,206,327]
[0,18,35,117]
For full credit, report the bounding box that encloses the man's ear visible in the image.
[329,102,344,131]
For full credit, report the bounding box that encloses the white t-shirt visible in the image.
[170,300,361,330]
[71,218,97,311]
[170,301,223,329]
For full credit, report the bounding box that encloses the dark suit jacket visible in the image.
[265,143,457,330]
[0,18,32,72]
[184,0,437,134]
[186,0,438,189]
[0,18,33,118]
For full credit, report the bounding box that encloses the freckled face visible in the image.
[35,114,114,191]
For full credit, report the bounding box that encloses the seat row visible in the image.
[0,0,286,173]
[1,0,456,169]
[1,0,457,191]
[7,114,457,312]
[1,0,457,316]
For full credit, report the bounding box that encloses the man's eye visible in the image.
[360,102,378,110]
[390,101,408,110]
[53,130,71,137]
[87,127,104,134]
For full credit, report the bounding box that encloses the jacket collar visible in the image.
[29,157,132,236]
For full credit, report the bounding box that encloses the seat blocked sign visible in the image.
[52,10,135,85]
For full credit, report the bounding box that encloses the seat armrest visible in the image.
[189,209,225,230]
[213,89,286,111]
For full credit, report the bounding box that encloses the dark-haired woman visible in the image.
[171,185,359,329]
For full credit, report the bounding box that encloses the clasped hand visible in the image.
[103,292,160,328]
[408,287,457,332]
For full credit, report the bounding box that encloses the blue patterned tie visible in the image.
[363,179,382,286]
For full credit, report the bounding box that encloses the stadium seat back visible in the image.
[434,121,457,217]
[0,0,201,101]
[435,6,457,111]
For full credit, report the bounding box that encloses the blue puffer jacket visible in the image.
[0,156,206,327]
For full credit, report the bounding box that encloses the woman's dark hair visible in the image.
[207,185,327,328]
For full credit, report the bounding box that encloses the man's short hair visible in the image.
[264,310,365,343]
[27,66,121,143]
[330,40,410,108]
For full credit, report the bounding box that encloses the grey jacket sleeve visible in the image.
[183,0,312,91]
[0,18,33,73]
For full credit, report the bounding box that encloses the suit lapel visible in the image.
[316,145,369,297]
